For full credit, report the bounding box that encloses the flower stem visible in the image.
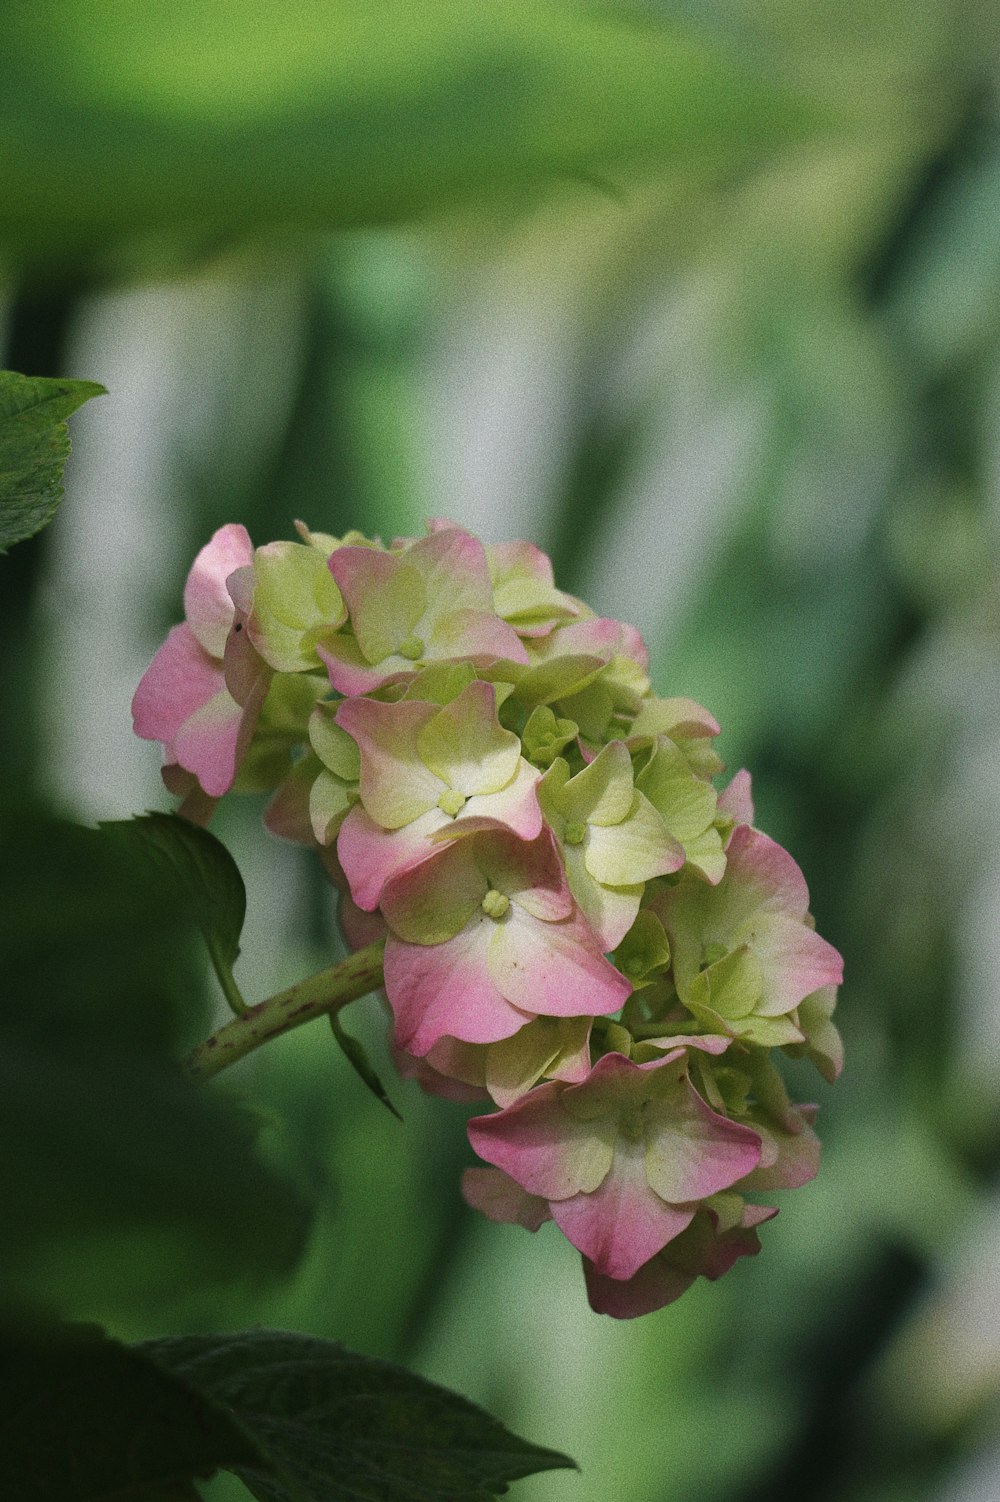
[187,939,386,1081]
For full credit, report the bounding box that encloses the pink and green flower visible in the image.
[381,828,631,1055]
[132,523,271,797]
[320,525,528,694]
[467,1047,762,1280]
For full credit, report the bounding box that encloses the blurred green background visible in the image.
[4,2,1000,1498]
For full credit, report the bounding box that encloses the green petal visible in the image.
[685,948,763,1021]
[561,741,634,827]
[249,541,346,672]
[402,661,477,706]
[489,654,606,711]
[635,735,718,843]
[310,766,357,845]
[584,791,683,886]
[309,701,361,780]
[416,681,521,797]
[353,556,425,664]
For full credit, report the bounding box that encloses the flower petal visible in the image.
[132,623,220,749]
[552,1140,695,1280]
[338,803,450,911]
[461,1166,552,1230]
[183,523,252,658]
[644,1073,762,1204]
[583,791,684,886]
[379,836,485,943]
[337,695,442,829]
[488,905,631,1019]
[386,922,530,1053]
[468,1081,616,1199]
[415,680,521,796]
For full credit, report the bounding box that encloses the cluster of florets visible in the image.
[134,520,843,1318]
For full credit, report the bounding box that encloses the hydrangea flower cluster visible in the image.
[134,519,843,1318]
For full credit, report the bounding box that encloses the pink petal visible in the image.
[467,1081,615,1199]
[222,618,270,707]
[336,696,441,828]
[644,1074,762,1204]
[379,836,485,944]
[583,1252,695,1318]
[745,1115,821,1190]
[338,803,450,912]
[160,764,218,826]
[718,769,755,828]
[385,922,531,1053]
[410,526,495,610]
[446,760,543,842]
[336,890,388,952]
[328,545,414,650]
[754,918,844,1016]
[532,616,623,663]
[552,1142,695,1280]
[393,1040,488,1103]
[172,687,249,797]
[488,539,555,586]
[488,907,631,1019]
[132,623,222,748]
[477,826,572,922]
[725,824,812,918]
[461,1166,552,1230]
[426,607,529,666]
[317,634,412,697]
[183,524,253,658]
[264,761,317,846]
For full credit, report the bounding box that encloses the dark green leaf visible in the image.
[0,369,104,551]
[145,1329,576,1502]
[329,1010,403,1122]
[104,812,248,1015]
[0,1323,260,1502]
[0,813,311,1316]
[1,5,828,268]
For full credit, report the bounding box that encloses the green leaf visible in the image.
[104,812,249,1015]
[0,369,104,551]
[329,1010,403,1122]
[0,812,311,1317]
[1,4,828,268]
[144,1329,576,1502]
[0,1322,261,1501]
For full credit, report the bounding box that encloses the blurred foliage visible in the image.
[4,1,1000,1500]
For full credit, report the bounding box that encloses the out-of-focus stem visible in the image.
[187,940,385,1081]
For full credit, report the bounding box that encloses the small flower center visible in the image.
[438,788,466,817]
[398,633,425,661]
[481,888,510,920]
[564,820,587,846]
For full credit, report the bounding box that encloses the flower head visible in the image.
[137,517,844,1318]
[467,1047,762,1281]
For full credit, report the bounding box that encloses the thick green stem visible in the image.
[188,940,385,1081]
